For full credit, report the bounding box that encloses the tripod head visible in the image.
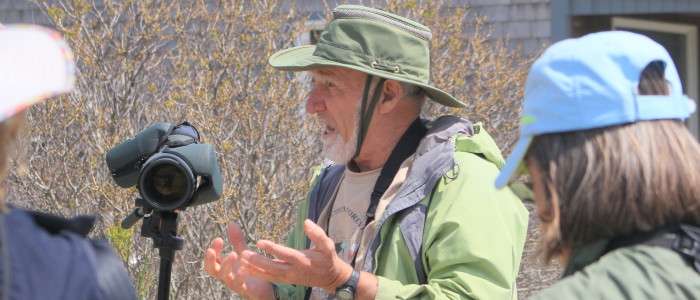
[141,210,183,254]
[121,199,183,300]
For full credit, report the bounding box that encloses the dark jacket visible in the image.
[0,208,137,300]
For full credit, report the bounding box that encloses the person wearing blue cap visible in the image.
[496,30,700,299]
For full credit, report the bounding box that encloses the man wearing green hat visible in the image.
[204,5,528,300]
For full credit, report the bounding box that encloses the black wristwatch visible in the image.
[335,269,360,300]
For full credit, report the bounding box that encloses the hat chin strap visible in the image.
[352,75,386,160]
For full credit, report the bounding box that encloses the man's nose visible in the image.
[305,91,325,114]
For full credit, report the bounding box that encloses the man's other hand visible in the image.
[203,223,276,300]
[240,219,354,293]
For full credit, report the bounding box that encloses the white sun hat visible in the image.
[0,25,75,122]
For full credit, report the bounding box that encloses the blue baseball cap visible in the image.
[495,30,696,189]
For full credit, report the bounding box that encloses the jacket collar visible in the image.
[562,239,610,277]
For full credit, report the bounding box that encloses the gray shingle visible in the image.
[593,0,610,14]
[476,5,510,22]
[2,1,36,10]
[649,0,662,11]
[610,0,624,12]
[490,22,507,37]
[636,0,651,13]
[469,0,512,6]
[675,0,690,11]
[506,21,532,38]
[509,4,537,21]
[519,38,540,54]
[572,0,593,14]
[535,3,549,20]
[0,10,23,23]
[0,1,13,10]
[512,0,548,4]
[531,20,550,38]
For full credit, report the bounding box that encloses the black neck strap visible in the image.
[354,75,387,159]
[366,118,427,223]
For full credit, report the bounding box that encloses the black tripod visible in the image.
[122,200,183,300]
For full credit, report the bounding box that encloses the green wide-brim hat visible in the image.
[269,5,465,108]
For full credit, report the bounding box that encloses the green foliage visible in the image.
[106,223,133,259]
[135,247,156,298]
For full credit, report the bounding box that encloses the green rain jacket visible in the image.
[534,238,700,299]
[274,116,529,299]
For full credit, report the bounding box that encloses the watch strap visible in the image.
[345,269,360,290]
[335,269,360,299]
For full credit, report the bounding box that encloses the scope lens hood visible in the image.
[138,153,196,211]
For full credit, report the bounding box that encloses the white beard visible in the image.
[321,99,362,164]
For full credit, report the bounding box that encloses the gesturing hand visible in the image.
[239,219,354,293]
[203,223,276,300]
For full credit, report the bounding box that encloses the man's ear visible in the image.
[378,80,404,114]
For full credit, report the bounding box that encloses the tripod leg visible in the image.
[158,249,175,300]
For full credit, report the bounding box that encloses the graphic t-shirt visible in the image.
[310,166,381,300]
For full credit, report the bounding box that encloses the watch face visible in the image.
[335,288,354,300]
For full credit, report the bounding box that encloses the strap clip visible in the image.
[673,224,700,272]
